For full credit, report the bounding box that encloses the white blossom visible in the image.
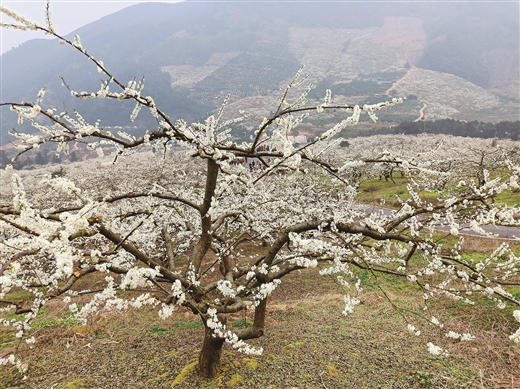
[427,342,448,356]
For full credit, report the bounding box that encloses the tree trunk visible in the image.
[198,325,225,378]
[192,158,219,273]
[197,300,267,378]
[198,316,226,378]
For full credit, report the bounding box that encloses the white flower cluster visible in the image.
[510,310,520,344]
[445,331,475,341]
[289,232,327,258]
[171,279,186,305]
[97,293,158,318]
[0,5,40,31]
[319,105,361,141]
[120,267,161,290]
[73,281,117,323]
[290,256,318,268]
[0,354,27,373]
[254,280,281,303]
[217,280,244,298]
[158,303,175,320]
[407,324,421,336]
[206,308,263,355]
[342,294,360,316]
[316,89,332,113]
[72,34,84,52]
[427,342,449,356]
[10,103,41,125]
[186,262,200,287]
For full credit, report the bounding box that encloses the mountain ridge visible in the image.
[1,1,518,145]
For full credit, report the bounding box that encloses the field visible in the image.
[357,176,520,208]
[1,235,519,389]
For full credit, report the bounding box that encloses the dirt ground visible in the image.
[2,266,519,389]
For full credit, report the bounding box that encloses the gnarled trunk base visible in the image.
[197,298,268,378]
[198,323,225,378]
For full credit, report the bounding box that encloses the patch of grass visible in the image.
[54,379,94,389]
[226,373,243,386]
[143,317,203,338]
[357,176,425,206]
[3,290,32,301]
[378,273,420,294]
[0,329,16,351]
[32,309,81,331]
[327,363,340,378]
[177,320,204,330]
[281,340,305,353]
[356,175,519,210]
[170,359,198,387]
[0,365,25,389]
[495,189,520,206]
[232,318,253,329]
[415,371,433,388]
[241,358,259,370]
[150,325,169,336]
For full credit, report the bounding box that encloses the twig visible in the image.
[319,371,329,389]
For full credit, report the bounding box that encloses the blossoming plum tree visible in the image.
[1,2,519,379]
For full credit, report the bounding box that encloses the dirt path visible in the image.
[385,64,414,96]
[414,102,427,122]
[383,64,427,122]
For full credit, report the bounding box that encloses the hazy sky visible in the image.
[0,1,182,54]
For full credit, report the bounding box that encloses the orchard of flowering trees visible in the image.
[1,2,520,380]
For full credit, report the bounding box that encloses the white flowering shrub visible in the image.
[1,2,519,379]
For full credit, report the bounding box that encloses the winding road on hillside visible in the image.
[384,67,413,96]
[414,103,427,122]
[385,65,427,122]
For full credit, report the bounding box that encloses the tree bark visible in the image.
[198,321,226,378]
[235,298,267,339]
[192,158,219,273]
[197,300,268,378]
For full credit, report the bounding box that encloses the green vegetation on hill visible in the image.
[309,71,405,99]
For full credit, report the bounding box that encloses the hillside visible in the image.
[0,1,519,145]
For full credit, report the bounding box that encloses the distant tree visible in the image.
[50,166,66,178]
[1,3,519,381]
[379,120,519,141]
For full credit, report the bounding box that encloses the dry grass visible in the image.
[1,232,519,388]
[1,261,519,389]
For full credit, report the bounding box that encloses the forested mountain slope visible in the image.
[1,1,518,145]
